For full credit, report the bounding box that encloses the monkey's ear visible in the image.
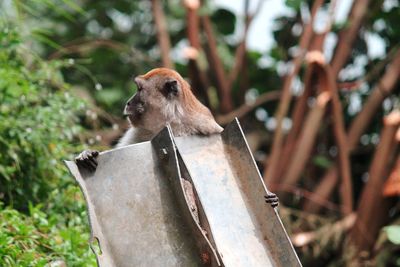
[163,80,179,97]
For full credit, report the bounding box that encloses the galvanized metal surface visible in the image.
[65,118,301,267]
[152,127,221,267]
[65,139,203,267]
[174,119,302,267]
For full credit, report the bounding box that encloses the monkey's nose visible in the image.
[126,96,134,106]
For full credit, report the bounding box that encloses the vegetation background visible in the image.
[0,0,399,266]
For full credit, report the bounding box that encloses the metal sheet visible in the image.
[174,118,302,267]
[65,137,203,267]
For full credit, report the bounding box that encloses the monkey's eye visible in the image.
[163,80,178,97]
[137,85,143,92]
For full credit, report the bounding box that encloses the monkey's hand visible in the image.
[75,149,99,172]
[264,193,279,208]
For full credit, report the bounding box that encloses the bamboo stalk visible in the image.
[263,0,324,186]
[324,64,354,214]
[275,0,336,180]
[350,111,400,253]
[201,16,232,113]
[348,50,400,147]
[303,50,400,213]
[274,64,315,185]
[280,92,331,190]
[151,0,174,69]
[227,0,264,88]
[216,90,281,125]
[383,156,400,197]
[330,0,371,77]
[182,0,211,107]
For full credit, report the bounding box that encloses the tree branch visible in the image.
[216,90,281,125]
[330,0,371,77]
[202,16,232,113]
[263,0,324,186]
[227,0,265,87]
[151,0,174,69]
[304,49,400,214]
[280,92,331,191]
[183,0,211,107]
[292,213,356,247]
[350,111,400,253]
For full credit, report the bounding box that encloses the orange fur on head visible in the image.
[138,68,209,116]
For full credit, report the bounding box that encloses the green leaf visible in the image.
[312,155,333,169]
[385,225,400,244]
[285,0,302,10]
[211,8,236,35]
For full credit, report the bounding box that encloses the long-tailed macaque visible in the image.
[75,68,278,207]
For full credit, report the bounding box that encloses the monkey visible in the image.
[75,68,278,208]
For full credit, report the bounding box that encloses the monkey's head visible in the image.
[124,68,219,134]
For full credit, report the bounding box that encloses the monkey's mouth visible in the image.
[123,106,133,116]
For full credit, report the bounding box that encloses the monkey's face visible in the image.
[123,74,183,132]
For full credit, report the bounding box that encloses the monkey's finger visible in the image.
[85,158,97,171]
[91,157,98,166]
[77,160,90,171]
[88,157,98,168]
[85,152,98,163]
[265,199,279,206]
[75,158,84,166]
[77,158,96,172]
[86,150,97,158]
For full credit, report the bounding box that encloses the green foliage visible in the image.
[0,24,84,209]
[0,22,96,265]
[14,0,158,115]
[211,8,236,35]
[312,155,333,169]
[384,225,400,245]
[0,194,96,267]
[285,0,302,11]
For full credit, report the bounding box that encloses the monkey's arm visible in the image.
[117,127,155,148]
[75,128,134,171]
[76,127,153,171]
[75,128,135,171]
[116,127,135,148]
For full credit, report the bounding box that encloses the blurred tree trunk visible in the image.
[330,0,371,77]
[274,65,315,187]
[323,63,353,214]
[202,16,232,113]
[151,0,174,69]
[264,0,324,187]
[304,50,400,213]
[183,0,211,107]
[280,92,330,191]
[349,111,400,255]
